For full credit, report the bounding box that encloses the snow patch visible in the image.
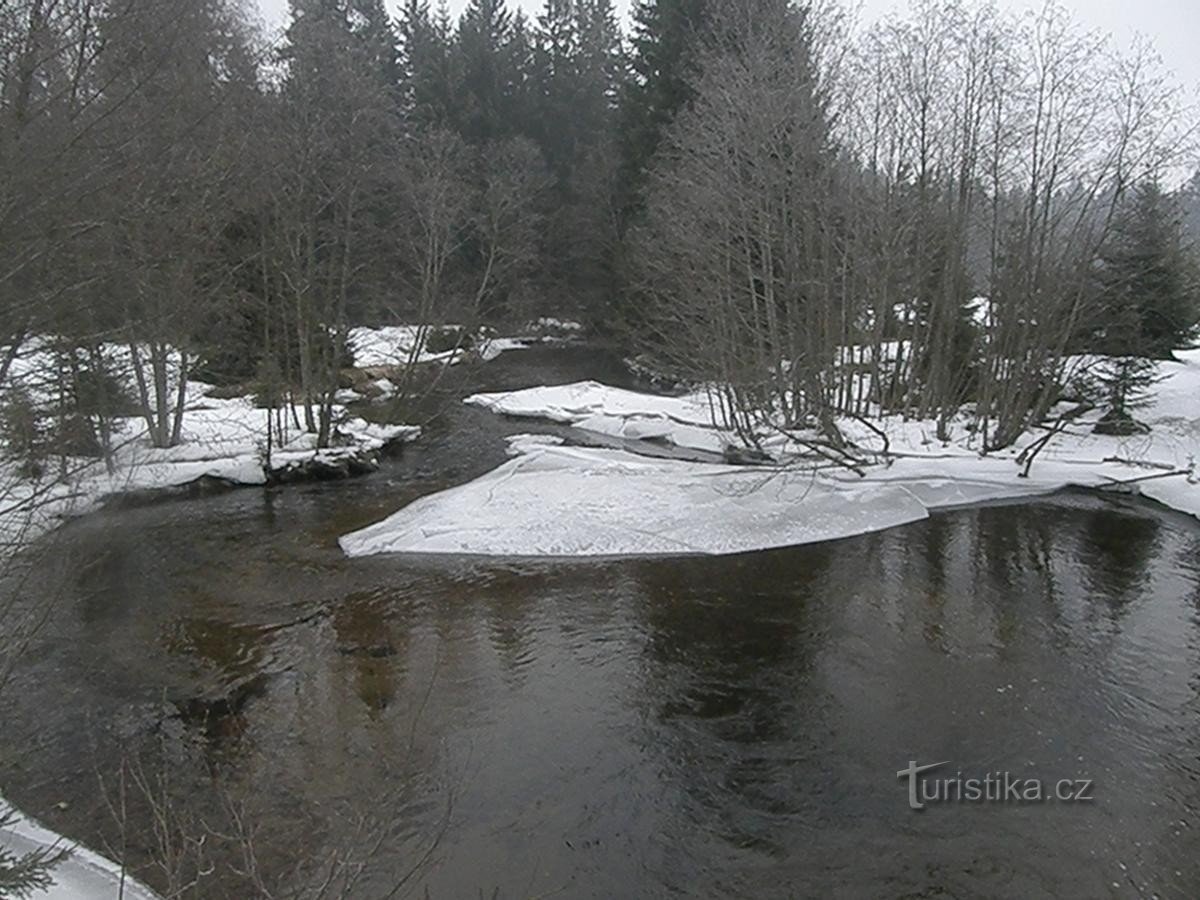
[465,381,732,455]
[0,796,160,899]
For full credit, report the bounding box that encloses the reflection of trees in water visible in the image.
[879,505,1065,656]
[627,545,839,855]
[477,568,552,689]
[965,504,1064,654]
[332,590,404,716]
[1076,504,1162,618]
[912,513,956,653]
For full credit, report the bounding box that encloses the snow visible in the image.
[340,442,931,558]
[534,318,584,332]
[346,349,1200,560]
[465,381,732,455]
[0,391,422,550]
[350,321,585,367]
[348,325,467,367]
[0,338,424,550]
[0,797,159,899]
[478,337,536,362]
[504,433,565,457]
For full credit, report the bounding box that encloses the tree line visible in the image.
[1,0,626,467]
[2,0,1200,894]
[631,0,1200,449]
[1,0,1198,472]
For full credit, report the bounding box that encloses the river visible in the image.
[2,346,1199,899]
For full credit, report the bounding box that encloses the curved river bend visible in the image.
[2,347,1199,899]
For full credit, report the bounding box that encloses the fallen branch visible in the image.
[770,424,868,477]
[847,413,891,462]
[1097,468,1194,490]
[1017,403,1094,478]
[1101,456,1178,472]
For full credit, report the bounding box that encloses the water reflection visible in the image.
[1078,502,1163,616]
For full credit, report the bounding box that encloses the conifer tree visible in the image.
[619,0,709,208]
[1091,181,1200,431]
[456,0,517,144]
[1098,181,1200,359]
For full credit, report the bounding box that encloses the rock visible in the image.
[356,380,387,400]
[722,444,774,466]
[426,326,474,354]
[340,365,405,392]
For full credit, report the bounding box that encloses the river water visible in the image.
[2,347,1199,899]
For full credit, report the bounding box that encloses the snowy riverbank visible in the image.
[342,350,1200,558]
[0,320,587,547]
[0,376,421,548]
[0,799,158,900]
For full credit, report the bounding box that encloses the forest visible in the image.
[1,0,1198,475]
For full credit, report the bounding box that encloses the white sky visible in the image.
[253,0,1200,94]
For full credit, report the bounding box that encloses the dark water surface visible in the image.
[3,347,1200,899]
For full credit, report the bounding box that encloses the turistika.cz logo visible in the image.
[897,761,1095,811]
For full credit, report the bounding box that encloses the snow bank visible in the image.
[346,350,1199,560]
[350,321,585,367]
[349,325,468,368]
[340,442,930,558]
[465,381,732,455]
[0,796,159,899]
[341,439,1198,560]
[0,384,420,550]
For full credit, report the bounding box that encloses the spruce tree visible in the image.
[1182,170,1200,244]
[532,0,581,174]
[455,0,517,144]
[0,814,66,900]
[1098,181,1200,360]
[348,0,402,96]
[619,0,710,208]
[398,0,455,125]
[1092,181,1200,432]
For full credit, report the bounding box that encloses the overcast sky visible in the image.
[253,0,1200,94]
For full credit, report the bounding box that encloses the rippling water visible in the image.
[2,348,1199,899]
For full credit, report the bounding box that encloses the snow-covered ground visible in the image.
[344,351,1200,559]
[466,381,731,454]
[349,325,467,367]
[0,319,588,546]
[0,799,158,899]
[0,379,421,549]
[0,323,596,898]
[350,320,585,368]
[341,435,931,557]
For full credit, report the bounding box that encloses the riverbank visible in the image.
[0,321,587,548]
[341,350,1200,558]
[0,325,599,899]
[0,801,158,900]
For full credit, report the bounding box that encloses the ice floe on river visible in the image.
[340,437,932,557]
